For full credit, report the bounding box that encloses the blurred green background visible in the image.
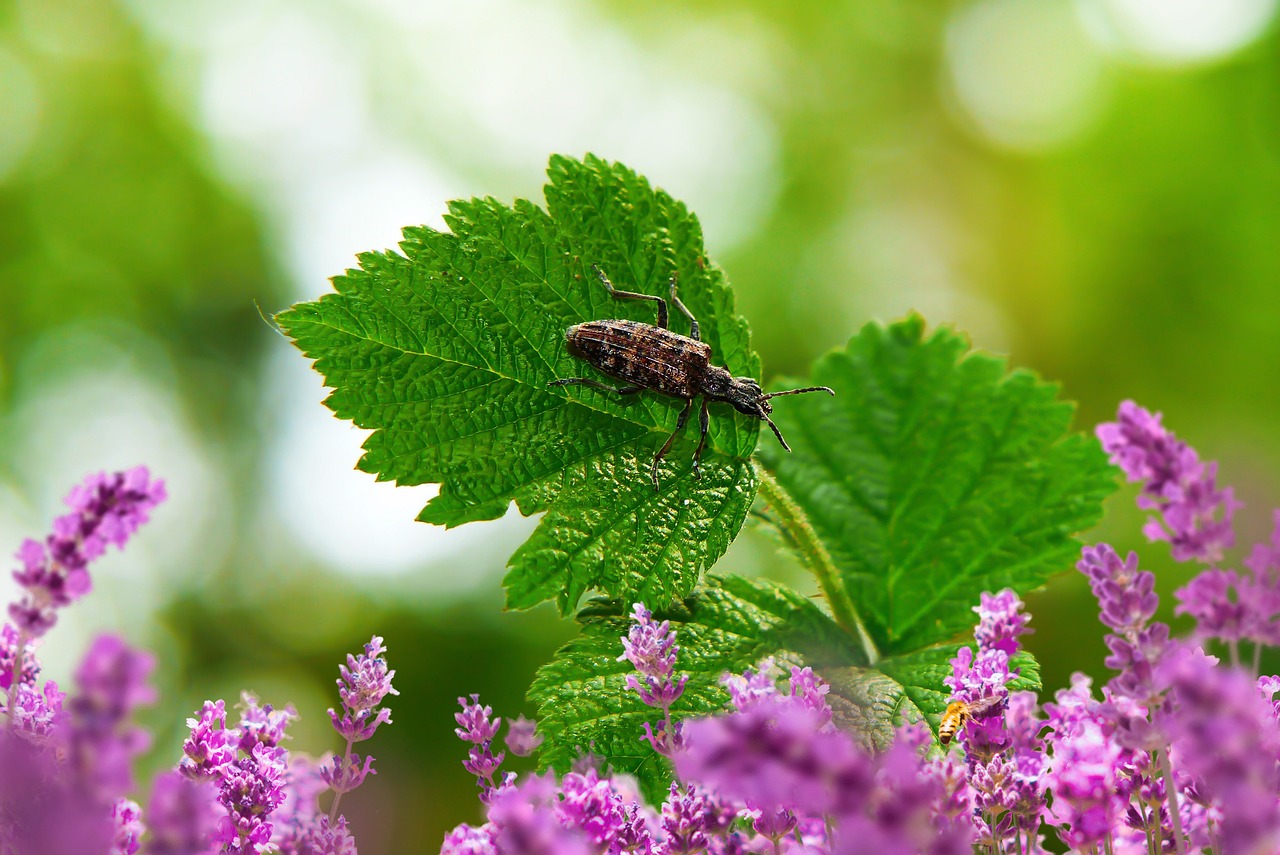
[2,0,1279,848]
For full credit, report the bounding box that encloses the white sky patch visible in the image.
[1078,0,1279,65]
[945,0,1108,152]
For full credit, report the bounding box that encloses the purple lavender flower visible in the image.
[8,678,65,743]
[1258,674,1280,722]
[556,767,657,852]
[1165,648,1280,853]
[321,751,376,795]
[973,589,1033,656]
[943,646,1012,759]
[441,822,497,855]
[505,714,543,757]
[289,814,358,855]
[329,635,397,743]
[456,693,505,796]
[721,657,779,711]
[1077,543,1184,753]
[660,783,729,853]
[9,467,165,637]
[142,770,221,855]
[1042,675,1125,852]
[272,756,331,854]
[674,683,867,820]
[1098,401,1239,563]
[1004,691,1046,836]
[321,636,396,837]
[0,729,114,852]
[619,603,688,757]
[112,797,145,855]
[180,700,238,781]
[1174,568,1249,645]
[237,691,297,753]
[214,741,288,855]
[485,771,591,855]
[65,634,157,802]
[0,621,38,693]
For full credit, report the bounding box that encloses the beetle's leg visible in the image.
[691,396,710,478]
[668,272,699,341]
[548,378,644,396]
[592,264,668,329]
[652,397,694,491]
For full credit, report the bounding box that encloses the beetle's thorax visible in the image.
[703,369,771,418]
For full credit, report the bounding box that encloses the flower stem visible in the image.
[1157,749,1185,855]
[1252,642,1263,678]
[328,736,355,823]
[754,464,879,664]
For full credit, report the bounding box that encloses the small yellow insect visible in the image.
[938,695,1004,746]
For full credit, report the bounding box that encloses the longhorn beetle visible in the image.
[548,265,834,490]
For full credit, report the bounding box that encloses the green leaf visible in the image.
[277,155,762,613]
[821,646,1042,750]
[758,315,1116,656]
[528,574,854,801]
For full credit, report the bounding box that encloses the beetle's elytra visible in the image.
[549,265,834,490]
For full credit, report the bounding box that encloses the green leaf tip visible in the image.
[758,314,1117,657]
[275,154,762,614]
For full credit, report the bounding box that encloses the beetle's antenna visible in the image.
[762,386,835,400]
[763,415,791,452]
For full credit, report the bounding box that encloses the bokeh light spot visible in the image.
[0,44,42,183]
[1078,0,1279,65]
[945,0,1107,152]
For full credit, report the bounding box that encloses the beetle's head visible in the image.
[714,371,835,452]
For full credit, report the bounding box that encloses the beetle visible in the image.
[548,265,834,490]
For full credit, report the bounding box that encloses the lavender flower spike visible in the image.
[456,694,505,796]
[619,603,688,758]
[9,466,165,637]
[328,635,397,743]
[618,603,687,709]
[1098,400,1240,563]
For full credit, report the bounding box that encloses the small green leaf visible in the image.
[759,316,1116,656]
[277,155,762,613]
[528,574,854,801]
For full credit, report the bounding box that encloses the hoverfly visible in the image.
[938,695,1005,746]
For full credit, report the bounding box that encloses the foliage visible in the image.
[280,155,1116,794]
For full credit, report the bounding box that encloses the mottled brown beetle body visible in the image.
[566,320,710,400]
[550,265,834,490]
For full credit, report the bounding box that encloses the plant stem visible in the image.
[328,736,356,823]
[1252,641,1263,678]
[1158,749,1185,855]
[754,464,879,664]
[1229,638,1241,670]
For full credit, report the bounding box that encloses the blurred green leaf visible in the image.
[528,573,854,802]
[759,316,1117,656]
[277,155,762,614]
